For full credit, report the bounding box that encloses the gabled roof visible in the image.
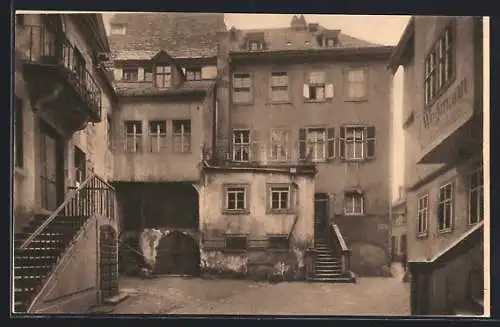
[108,13,227,61]
[228,23,385,54]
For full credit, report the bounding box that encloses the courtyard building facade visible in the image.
[388,16,484,315]
[13,13,119,313]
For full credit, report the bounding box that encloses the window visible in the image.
[14,97,23,168]
[306,71,325,100]
[325,37,338,48]
[172,120,190,153]
[124,120,142,152]
[248,40,263,51]
[347,68,367,99]
[224,186,247,212]
[340,126,375,160]
[186,68,202,81]
[269,185,291,212]
[400,234,407,254]
[16,14,24,26]
[225,236,247,250]
[268,236,289,250]
[269,129,289,161]
[425,24,454,106]
[110,24,126,35]
[469,167,484,225]
[270,72,289,102]
[106,114,112,150]
[148,120,167,153]
[74,147,86,187]
[344,191,364,215]
[144,67,153,82]
[155,65,172,88]
[417,194,429,236]
[122,68,138,82]
[438,182,454,232]
[232,130,250,162]
[233,73,252,103]
[299,128,335,161]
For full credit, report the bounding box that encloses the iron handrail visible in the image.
[19,172,112,249]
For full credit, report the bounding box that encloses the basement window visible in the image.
[268,236,289,251]
[225,236,247,251]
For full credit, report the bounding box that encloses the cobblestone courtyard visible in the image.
[106,264,410,316]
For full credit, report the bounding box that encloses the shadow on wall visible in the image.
[350,242,391,277]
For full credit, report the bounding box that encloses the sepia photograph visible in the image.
[11,11,489,317]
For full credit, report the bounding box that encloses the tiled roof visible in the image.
[115,80,214,97]
[109,13,226,61]
[228,24,385,53]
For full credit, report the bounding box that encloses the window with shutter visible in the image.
[366,126,376,159]
[327,127,335,159]
[299,128,307,160]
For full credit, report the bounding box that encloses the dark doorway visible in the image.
[38,120,64,211]
[100,225,119,300]
[400,234,407,256]
[154,231,200,276]
[314,193,329,239]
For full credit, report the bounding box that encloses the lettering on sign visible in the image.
[423,78,469,129]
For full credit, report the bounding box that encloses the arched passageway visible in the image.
[154,230,200,276]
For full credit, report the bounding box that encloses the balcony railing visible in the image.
[20,25,102,121]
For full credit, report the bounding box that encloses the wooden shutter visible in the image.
[299,128,307,160]
[202,66,218,80]
[303,84,310,100]
[327,127,335,159]
[339,127,346,159]
[366,126,376,159]
[113,68,123,81]
[325,84,334,99]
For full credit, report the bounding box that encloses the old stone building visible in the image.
[13,13,119,313]
[389,16,484,315]
[210,15,395,279]
[390,186,408,263]
[106,13,226,276]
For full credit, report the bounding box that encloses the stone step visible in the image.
[309,276,354,283]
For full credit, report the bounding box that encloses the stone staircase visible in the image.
[13,214,90,313]
[310,238,354,283]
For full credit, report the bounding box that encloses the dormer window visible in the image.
[248,40,264,51]
[122,68,138,82]
[110,24,126,36]
[185,67,202,81]
[325,37,338,48]
[154,65,171,89]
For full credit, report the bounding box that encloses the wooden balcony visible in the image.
[19,25,102,130]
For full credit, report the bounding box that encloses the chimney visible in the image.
[290,14,307,30]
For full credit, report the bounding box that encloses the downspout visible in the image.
[287,180,299,241]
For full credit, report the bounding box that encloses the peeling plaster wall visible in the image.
[198,170,315,279]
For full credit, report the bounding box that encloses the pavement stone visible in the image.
[109,271,410,316]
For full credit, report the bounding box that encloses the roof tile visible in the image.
[109,13,226,61]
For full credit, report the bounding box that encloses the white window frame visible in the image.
[124,120,142,153]
[306,128,326,162]
[232,129,250,162]
[148,120,167,153]
[417,194,429,237]
[172,120,190,153]
[270,129,289,162]
[437,182,454,233]
[224,186,248,212]
[248,40,263,51]
[307,71,326,101]
[468,166,484,225]
[155,65,172,89]
[345,126,365,160]
[186,67,202,81]
[269,185,291,211]
[122,67,138,82]
[347,68,367,99]
[344,192,364,216]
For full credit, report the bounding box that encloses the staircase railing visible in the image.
[20,172,116,250]
[324,223,352,276]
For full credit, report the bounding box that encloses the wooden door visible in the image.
[314,193,329,239]
[39,121,64,211]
